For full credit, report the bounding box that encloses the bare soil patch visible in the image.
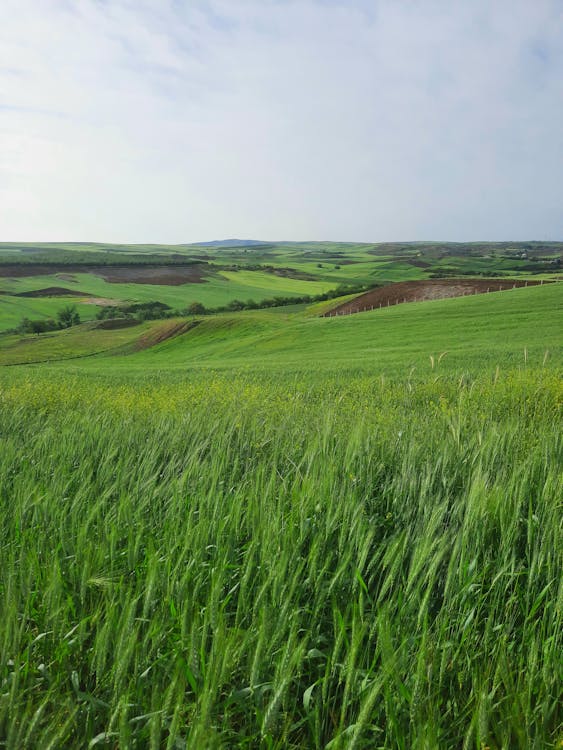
[14,286,119,306]
[0,265,58,278]
[323,278,548,316]
[95,265,208,285]
[16,287,90,298]
[81,297,121,306]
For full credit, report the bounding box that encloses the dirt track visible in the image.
[322,278,549,316]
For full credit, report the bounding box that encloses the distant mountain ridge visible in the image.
[187,239,269,248]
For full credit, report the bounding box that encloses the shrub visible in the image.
[187,302,206,315]
[57,305,80,329]
[18,317,59,334]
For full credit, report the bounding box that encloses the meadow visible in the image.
[0,243,561,749]
[0,368,561,749]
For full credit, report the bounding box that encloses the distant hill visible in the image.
[187,239,269,248]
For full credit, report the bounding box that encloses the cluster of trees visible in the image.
[96,301,173,322]
[18,305,80,334]
[519,258,560,272]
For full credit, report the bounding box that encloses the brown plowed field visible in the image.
[322,278,548,316]
[0,264,209,285]
[94,265,208,284]
[16,287,90,298]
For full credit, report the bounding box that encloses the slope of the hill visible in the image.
[6,282,556,377]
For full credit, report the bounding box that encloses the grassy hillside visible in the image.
[0,293,99,330]
[124,283,561,375]
[0,269,335,333]
[0,258,561,748]
[3,282,558,374]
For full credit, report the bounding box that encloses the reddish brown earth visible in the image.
[322,278,548,316]
[0,264,209,285]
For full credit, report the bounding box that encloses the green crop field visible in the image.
[1,241,561,334]
[0,243,561,749]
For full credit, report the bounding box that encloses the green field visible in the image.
[0,270,335,333]
[1,240,561,333]
[0,243,562,748]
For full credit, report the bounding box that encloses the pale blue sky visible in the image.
[0,0,562,243]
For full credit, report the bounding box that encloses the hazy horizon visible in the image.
[2,237,563,247]
[1,0,562,243]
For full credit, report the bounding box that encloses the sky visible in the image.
[0,0,562,244]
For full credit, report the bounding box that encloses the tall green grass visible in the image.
[0,370,561,748]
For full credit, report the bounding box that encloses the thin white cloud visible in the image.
[0,0,561,242]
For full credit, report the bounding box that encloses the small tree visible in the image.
[18,317,34,334]
[57,305,80,329]
[187,302,206,315]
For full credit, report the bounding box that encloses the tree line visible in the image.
[95,283,374,322]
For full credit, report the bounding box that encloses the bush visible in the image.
[187,302,206,315]
[18,317,59,334]
[227,299,245,311]
[57,305,80,329]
